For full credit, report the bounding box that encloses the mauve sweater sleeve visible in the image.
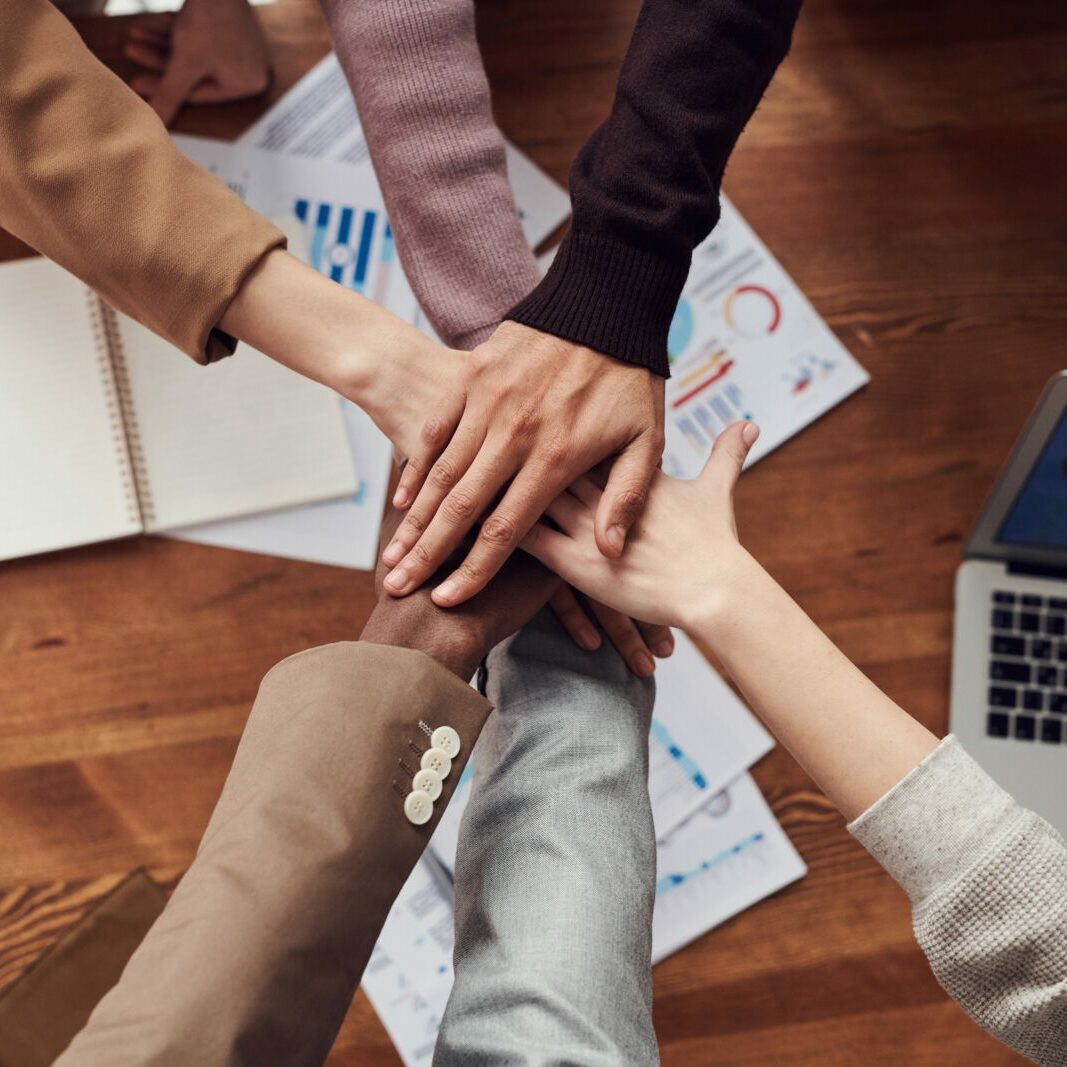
[318,0,541,351]
[507,0,802,376]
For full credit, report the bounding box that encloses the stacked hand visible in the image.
[522,421,761,632]
[382,322,666,607]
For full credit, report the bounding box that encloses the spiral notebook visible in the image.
[0,257,358,563]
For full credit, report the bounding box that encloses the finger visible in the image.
[382,417,487,570]
[589,601,656,678]
[549,587,602,652]
[569,475,603,508]
[594,435,660,559]
[148,60,206,127]
[520,521,582,584]
[699,421,759,498]
[123,41,168,73]
[129,13,174,41]
[384,444,516,595]
[542,489,590,537]
[392,392,466,510]
[637,620,675,658]
[431,465,570,606]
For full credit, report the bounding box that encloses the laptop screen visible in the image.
[997,409,1067,551]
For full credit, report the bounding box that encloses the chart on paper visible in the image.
[651,773,806,962]
[662,197,869,479]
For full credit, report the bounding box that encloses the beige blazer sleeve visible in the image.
[54,642,492,1067]
[1,0,285,363]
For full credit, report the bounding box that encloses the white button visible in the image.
[403,790,433,826]
[431,725,461,759]
[412,768,443,801]
[420,747,452,779]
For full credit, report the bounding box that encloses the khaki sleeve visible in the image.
[0,0,285,363]
[55,642,491,1067]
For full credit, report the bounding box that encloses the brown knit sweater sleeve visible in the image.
[507,0,802,376]
[1,0,285,363]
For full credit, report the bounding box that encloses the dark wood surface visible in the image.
[2,0,1064,1061]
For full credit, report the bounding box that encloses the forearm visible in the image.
[57,642,489,1066]
[2,0,283,363]
[320,0,540,350]
[508,0,802,374]
[692,550,937,821]
[220,248,459,459]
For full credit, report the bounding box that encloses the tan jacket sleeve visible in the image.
[54,642,492,1067]
[1,0,285,363]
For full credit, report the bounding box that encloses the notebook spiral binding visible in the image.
[87,294,152,528]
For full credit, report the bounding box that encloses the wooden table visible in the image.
[2,0,1063,1062]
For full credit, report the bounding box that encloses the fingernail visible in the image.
[634,652,655,678]
[393,487,409,508]
[578,628,601,651]
[742,422,761,445]
[433,578,460,604]
[382,539,404,566]
[384,567,409,593]
[607,525,626,554]
[654,638,674,658]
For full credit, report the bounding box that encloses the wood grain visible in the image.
[2,0,1061,1062]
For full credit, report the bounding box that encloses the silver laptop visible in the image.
[951,370,1067,833]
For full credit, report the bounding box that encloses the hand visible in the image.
[549,586,674,678]
[381,321,666,608]
[124,0,271,127]
[361,507,555,681]
[522,421,760,631]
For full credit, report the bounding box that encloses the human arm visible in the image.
[382,0,801,606]
[55,517,549,1067]
[322,0,674,672]
[524,423,1067,1063]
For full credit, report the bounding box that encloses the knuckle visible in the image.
[480,514,519,548]
[539,438,569,467]
[399,512,426,537]
[421,417,449,447]
[458,559,485,585]
[431,458,459,489]
[443,487,477,523]
[408,541,433,567]
[613,485,648,518]
[507,402,541,440]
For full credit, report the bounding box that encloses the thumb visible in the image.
[698,421,759,498]
[149,58,205,127]
[594,435,659,558]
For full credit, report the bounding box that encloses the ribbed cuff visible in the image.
[848,735,1020,903]
[505,232,689,378]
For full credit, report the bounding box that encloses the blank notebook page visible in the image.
[112,313,357,531]
[0,259,139,562]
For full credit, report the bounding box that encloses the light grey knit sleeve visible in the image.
[849,735,1067,1065]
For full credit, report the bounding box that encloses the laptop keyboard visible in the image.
[987,591,1067,743]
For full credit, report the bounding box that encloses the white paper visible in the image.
[662,196,869,479]
[648,631,773,835]
[651,772,806,962]
[236,52,571,250]
[428,630,773,874]
[361,859,456,1067]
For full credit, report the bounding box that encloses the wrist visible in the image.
[359,609,483,682]
[681,546,765,647]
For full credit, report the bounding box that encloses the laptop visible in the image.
[950,370,1067,834]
